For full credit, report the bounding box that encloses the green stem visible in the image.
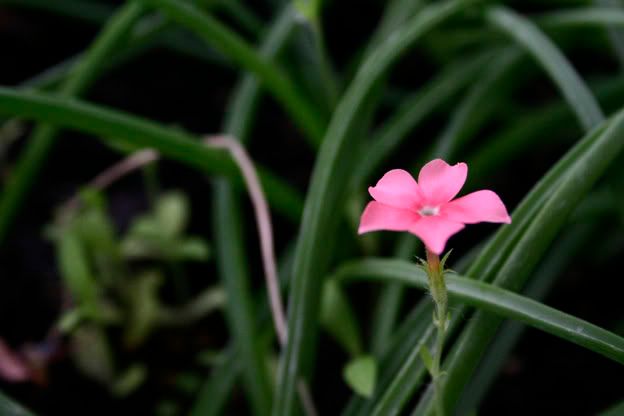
[273,2,469,413]
[425,249,447,416]
[432,310,446,416]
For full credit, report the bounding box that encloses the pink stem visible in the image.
[203,135,288,345]
[61,149,159,216]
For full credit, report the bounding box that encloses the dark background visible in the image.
[1,1,623,415]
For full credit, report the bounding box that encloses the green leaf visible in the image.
[274,2,471,414]
[127,215,161,238]
[111,364,147,397]
[71,326,115,385]
[537,7,624,29]
[0,2,145,244]
[487,5,604,130]
[431,103,624,415]
[457,224,594,412]
[418,345,434,375]
[343,355,377,398]
[363,0,425,55]
[294,0,322,22]
[334,258,624,365]
[57,230,99,314]
[57,308,84,333]
[352,17,520,416]
[9,4,226,95]
[139,0,325,146]
[172,237,210,261]
[203,6,303,416]
[121,190,210,262]
[189,346,241,416]
[320,280,363,357]
[123,271,164,348]
[342,300,434,416]
[0,391,36,416]
[213,183,273,416]
[368,283,405,357]
[468,117,607,291]
[0,87,303,223]
[428,48,522,159]
[160,285,225,325]
[350,51,491,190]
[599,398,624,416]
[155,191,189,237]
[360,50,501,358]
[71,190,122,285]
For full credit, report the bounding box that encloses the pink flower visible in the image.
[358,159,511,255]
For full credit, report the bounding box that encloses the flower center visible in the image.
[418,205,440,217]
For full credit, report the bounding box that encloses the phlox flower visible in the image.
[358,159,511,254]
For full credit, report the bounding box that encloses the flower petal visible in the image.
[409,216,464,255]
[417,159,467,204]
[368,169,422,210]
[0,339,30,382]
[358,201,419,234]
[442,190,512,224]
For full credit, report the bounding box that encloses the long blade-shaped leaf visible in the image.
[538,6,624,29]
[361,52,492,355]
[350,51,491,191]
[355,105,623,415]
[272,2,472,414]
[0,2,145,243]
[139,0,325,146]
[600,399,624,416]
[368,47,522,363]
[0,88,303,221]
[0,391,35,416]
[393,46,523,261]
[371,73,612,416]
[189,346,241,416]
[487,5,604,130]
[467,76,624,184]
[429,48,523,159]
[593,0,624,69]
[341,298,433,416]
[427,106,624,414]
[213,185,272,416]
[211,6,301,414]
[457,223,595,412]
[334,258,624,365]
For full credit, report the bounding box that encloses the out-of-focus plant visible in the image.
[46,189,217,396]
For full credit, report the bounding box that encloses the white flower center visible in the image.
[418,205,440,216]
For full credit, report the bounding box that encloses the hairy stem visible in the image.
[425,249,448,416]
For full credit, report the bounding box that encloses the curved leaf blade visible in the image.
[334,258,624,365]
[487,5,604,130]
[0,87,303,221]
[273,2,473,414]
[429,105,624,414]
[139,0,325,145]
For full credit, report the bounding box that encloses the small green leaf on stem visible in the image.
[419,345,434,375]
[343,355,377,398]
